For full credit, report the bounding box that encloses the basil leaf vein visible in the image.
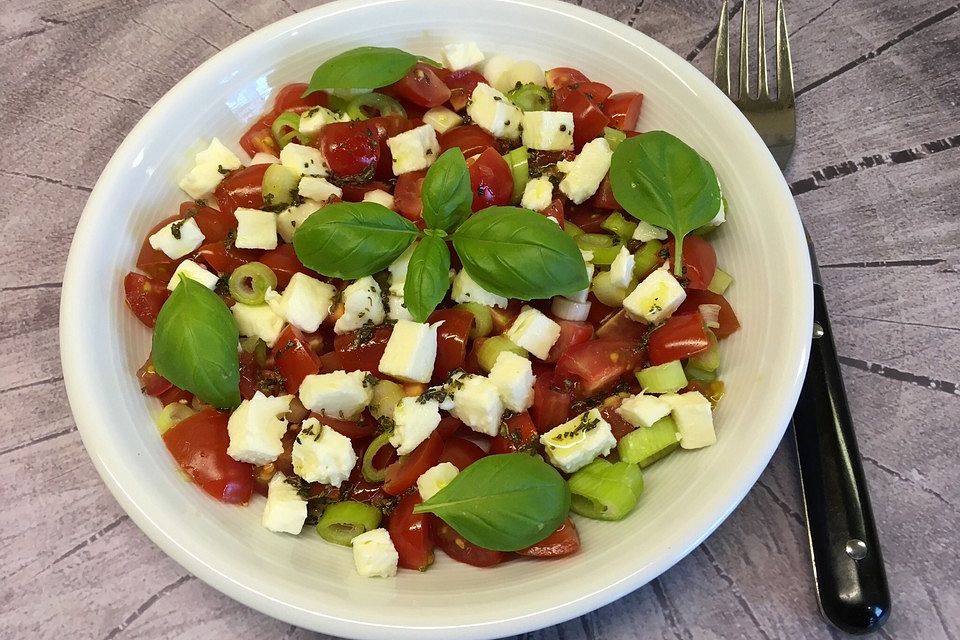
[306,46,418,94]
[403,235,451,322]
[420,148,473,232]
[152,278,240,409]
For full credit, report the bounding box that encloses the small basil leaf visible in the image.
[293,201,419,279]
[609,131,721,276]
[305,46,418,94]
[403,236,451,322]
[152,278,240,409]
[420,148,473,232]
[413,453,571,551]
[451,206,588,300]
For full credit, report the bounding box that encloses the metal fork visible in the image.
[712,1,891,634]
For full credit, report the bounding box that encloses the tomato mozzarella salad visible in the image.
[124,43,739,578]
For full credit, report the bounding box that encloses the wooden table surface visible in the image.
[2,0,958,638]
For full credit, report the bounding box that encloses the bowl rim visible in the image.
[60,0,812,637]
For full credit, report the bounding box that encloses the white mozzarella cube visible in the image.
[351,528,399,578]
[520,176,554,212]
[178,163,226,200]
[227,391,293,465]
[231,302,286,347]
[387,124,440,175]
[632,220,669,242]
[417,462,460,501]
[298,176,342,202]
[195,137,242,171]
[298,106,348,136]
[622,268,687,325]
[390,396,442,455]
[387,294,414,321]
[363,188,396,210]
[264,272,336,333]
[280,142,327,177]
[292,418,357,487]
[250,152,280,165]
[299,370,374,419]
[234,207,278,250]
[451,269,508,308]
[487,351,535,413]
[378,319,440,384]
[167,259,219,291]
[521,111,574,151]
[557,138,613,204]
[540,408,617,473]
[566,260,595,303]
[442,42,485,71]
[423,106,463,135]
[481,54,515,91]
[498,60,546,92]
[609,246,636,289]
[276,199,323,243]
[148,217,205,260]
[466,83,522,140]
[334,276,385,334]
[450,374,503,436]
[261,473,307,535]
[551,296,591,322]
[661,391,716,449]
[388,242,418,294]
[505,306,561,360]
[617,394,672,429]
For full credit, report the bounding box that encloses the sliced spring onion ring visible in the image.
[156,402,198,435]
[602,126,627,151]
[345,93,407,120]
[502,146,530,204]
[270,111,303,148]
[361,431,395,483]
[455,302,494,338]
[507,83,551,111]
[228,262,278,305]
[315,501,382,546]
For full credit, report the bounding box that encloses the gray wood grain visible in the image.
[2,0,958,638]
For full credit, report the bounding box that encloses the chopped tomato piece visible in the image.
[589,175,619,210]
[468,147,513,211]
[383,430,445,495]
[214,164,270,216]
[239,123,277,157]
[439,124,496,159]
[333,326,393,374]
[553,86,610,150]
[530,374,573,432]
[273,83,329,114]
[136,215,185,281]
[272,325,322,394]
[257,244,318,288]
[394,169,427,221]
[316,121,380,179]
[603,91,644,131]
[157,385,192,406]
[599,398,636,441]
[388,492,435,571]
[544,320,594,363]
[196,242,261,275]
[595,309,648,342]
[490,412,538,455]
[437,436,486,470]
[433,517,505,566]
[438,68,486,111]
[387,63,451,108]
[341,181,393,202]
[517,518,580,558]
[665,235,717,290]
[677,290,741,339]
[556,338,644,397]
[570,81,613,104]
[124,272,169,328]
[181,201,236,243]
[428,308,474,382]
[313,411,377,440]
[137,356,172,396]
[539,198,565,227]
[647,312,710,365]
[564,206,608,234]
[545,67,590,89]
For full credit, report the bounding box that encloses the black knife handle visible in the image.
[792,284,891,634]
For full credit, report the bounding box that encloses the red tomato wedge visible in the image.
[137,356,172,396]
[432,517,505,567]
[530,374,573,432]
[647,313,710,365]
[556,339,644,397]
[257,244,318,289]
[553,86,610,150]
[389,492,435,571]
[545,67,590,89]
[383,430,445,496]
[439,125,496,162]
[516,518,581,558]
[428,308,475,382]
[196,242,261,275]
[214,164,269,216]
[440,69,486,111]
[665,235,717,290]
[677,290,741,339]
[387,63,451,108]
[394,169,428,221]
[603,91,644,131]
[544,320,594,363]
[272,325,321,394]
[437,437,486,470]
[136,215,184,281]
[124,272,169,328]
[334,326,393,374]
[490,412,538,455]
[468,147,513,211]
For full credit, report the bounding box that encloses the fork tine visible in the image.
[738,0,750,100]
[757,0,769,98]
[713,0,731,93]
[776,0,795,105]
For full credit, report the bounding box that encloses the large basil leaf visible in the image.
[293,201,419,279]
[413,453,571,551]
[306,46,418,94]
[451,206,588,299]
[152,278,240,409]
[420,148,473,232]
[609,131,721,276]
[403,234,451,322]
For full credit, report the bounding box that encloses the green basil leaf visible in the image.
[609,131,721,276]
[152,278,240,409]
[451,206,589,300]
[417,55,443,68]
[420,148,473,232]
[403,235,451,322]
[293,201,419,279]
[413,453,570,551]
[306,46,418,94]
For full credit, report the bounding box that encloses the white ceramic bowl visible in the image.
[60,0,812,637]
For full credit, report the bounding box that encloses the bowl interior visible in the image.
[61,0,811,638]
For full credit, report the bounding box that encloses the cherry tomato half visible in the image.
[545,67,590,89]
[468,147,513,211]
[215,164,270,216]
[439,125,496,160]
[677,290,741,339]
[433,517,505,567]
[437,437,486,470]
[273,324,322,394]
[316,121,380,179]
[394,169,427,221]
[516,518,581,558]
[647,313,710,365]
[428,308,475,382]
[388,492,435,571]
[440,69,486,111]
[603,92,644,131]
[124,272,169,328]
[490,412,538,455]
[553,86,610,150]
[383,430,445,495]
[387,63,451,108]
[334,326,393,374]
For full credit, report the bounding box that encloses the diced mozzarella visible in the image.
[520,176,554,211]
[231,302,286,347]
[148,217,205,260]
[481,54,515,91]
[378,319,440,384]
[498,60,546,92]
[334,276,385,334]
[363,188,396,210]
[388,242,417,294]
[566,259,595,303]
[387,124,440,175]
[423,106,463,135]
[264,272,336,333]
[298,106,348,136]
[450,374,503,436]
[261,472,307,534]
[195,137,243,170]
[227,391,293,465]
[609,246,635,289]
[521,111,574,151]
[505,305,561,360]
[390,396,442,455]
[557,138,613,204]
[387,294,414,321]
[179,138,242,199]
[298,176,342,202]
[299,370,374,419]
[488,351,535,412]
[416,462,460,501]
[622,268,687,325]
[276,199,323,243]
[540,408,616,473]
[234,207,278,250]
[466,83,522,140]
[661,391,716,449]
[351,528,399,578]
[250,152,280,165]
[617,394,672,429]
[442,42,485,71]
[551,296,591,321]
[280,142,327,177]
[292,418,357,486]
[632,220,669,242]
[451,269,508,308]
[167,259,219,291]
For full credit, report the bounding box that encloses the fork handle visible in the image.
[792,284,891,634]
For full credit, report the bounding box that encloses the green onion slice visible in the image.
[502,146,530,204]
[228,262,278,305]
[345,93,407,120]
[315,501,382,546]
[567,459,643,521]
[361,431,395,483]
[507,83,551,111]
[271,111,303,148]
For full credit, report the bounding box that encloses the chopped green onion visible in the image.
[316,501,382,546]
[270,111,303,148]
[455,302,493,338]
[228,262,278,305]
[568,459,644,521]
[576,233,614,252]
[684,363,718,381]
[707,268,734,295]
[617,416,681,467]
[632,239,663,278]
[600,212,637,241]
[326,95,350,112]
[506,83,551,111]
[688,329,720,372]
[603,126,627,151]
[563,221,585,239]
[240,336,268,367]
[369,380,404,421]
[477,335,528,373]
[589,243,623,266]
[156,402,197,435]
[591,271,629,307]
[502,146,530,204]
[361,431,395,482]
[262,164,300,208]
[345,92,407,120]
[636,360,688,393]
